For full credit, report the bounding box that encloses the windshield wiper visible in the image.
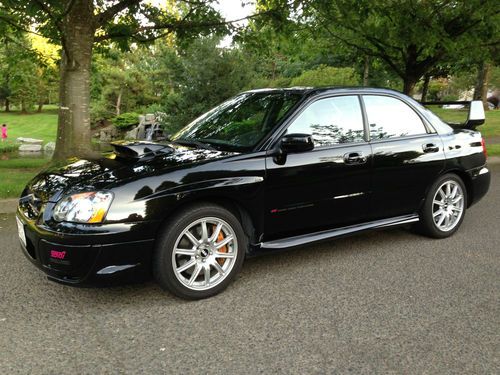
[171,139,218,151]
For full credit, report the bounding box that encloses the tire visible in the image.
[418,173,467,238]
[153,202,246,299]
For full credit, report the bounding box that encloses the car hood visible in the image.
[22,142,236,204]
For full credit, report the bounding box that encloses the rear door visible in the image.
[362,94,445,218]
[264,95,372,240]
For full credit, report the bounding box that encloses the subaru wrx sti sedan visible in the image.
[17,88,490,299]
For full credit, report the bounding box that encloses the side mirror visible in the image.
[466,100,485,129]
[280,133,314,153]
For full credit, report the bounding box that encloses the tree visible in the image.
[0,0,271,159]
[290,65,360,86]
[153,37,257,133]
[472,43,500,109]
[91,47,158,119]
[0,31,39,112]
[30,34,60,112]
[259,0,500,96]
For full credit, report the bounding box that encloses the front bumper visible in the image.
[16,211,158,286]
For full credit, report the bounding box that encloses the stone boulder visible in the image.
[44,142,56,152]
[99,125,120,142]
[19,144,42,152]
[17,137,43,145]
[125,127,139,140]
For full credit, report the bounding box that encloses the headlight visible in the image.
[53,191,113,223]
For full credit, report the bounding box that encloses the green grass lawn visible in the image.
[0,109,56,198]
[0,158,50,199]
[0,109,58,148]
[427,106,500,139]
[486,143,500,156]
[0,169,39,199]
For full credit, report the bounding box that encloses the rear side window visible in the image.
[363,95,427,139]
[286,96,365,147]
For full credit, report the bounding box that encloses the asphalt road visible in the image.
[1,166,499,374]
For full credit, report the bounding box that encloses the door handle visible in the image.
[422,143,439,153]
[343,152,367,164]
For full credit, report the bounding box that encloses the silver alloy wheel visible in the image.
[432,180,464,232]
[172,217,238,291]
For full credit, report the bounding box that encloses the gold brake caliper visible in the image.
[215,226,227,266]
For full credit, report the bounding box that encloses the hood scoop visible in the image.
[111,141,174,159]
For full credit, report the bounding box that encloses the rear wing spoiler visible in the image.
[421,100,485,130]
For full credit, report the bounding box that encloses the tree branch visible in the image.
[32,0,62,30]
[61,0,78,18]
[95,8,277,42]
[95,0,142,26]
[319,22,405,78]
[0,14,48,38]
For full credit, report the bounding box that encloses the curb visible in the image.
[0,158,498,215]
[0,199,19,214]
[487,156,500,165]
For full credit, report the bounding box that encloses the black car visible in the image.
[16,87,490,299]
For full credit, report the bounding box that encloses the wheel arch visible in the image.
[442,169,473,208]
[154,194,260,252]
[418,169,473,213]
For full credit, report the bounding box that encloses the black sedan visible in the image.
[16,88,490,299]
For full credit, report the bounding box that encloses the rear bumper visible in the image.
[17,212,157,286]
[468,166,490,207]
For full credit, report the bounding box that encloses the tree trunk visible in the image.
[4,98,9,112]
[116,87,123,116]
[421,74,431,102]
[473,62,491,110]
[37,102,44,113]
[53,0,96,160]
[21,99,27,113]
[363,56,369,86]
[403,76,418,97]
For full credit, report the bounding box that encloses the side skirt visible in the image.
[256,214,419,251]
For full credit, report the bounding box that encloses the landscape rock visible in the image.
[16,137,43,145]
[19,144,42,152]
[99,125,119,142]
[125,127,139,140]
[44,142,56,152]
[124,113,167,141]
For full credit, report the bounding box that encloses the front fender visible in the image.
[104,153,267,227]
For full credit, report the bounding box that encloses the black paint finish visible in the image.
[16,87,490,286]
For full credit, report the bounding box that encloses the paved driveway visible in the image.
[0,165,498,374]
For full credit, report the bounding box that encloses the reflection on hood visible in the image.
[24,143,236,202]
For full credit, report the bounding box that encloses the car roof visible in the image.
[243,86,406,98]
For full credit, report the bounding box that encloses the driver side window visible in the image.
[286,96,365,147]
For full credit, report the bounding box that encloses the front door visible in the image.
[263,95,372,240]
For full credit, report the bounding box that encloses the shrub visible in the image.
[441,94,459,102]
[290,66,361,87]
[427,79,449,101]
[0,140,20,153]
[90,101,114,128]
[111,112,141,129]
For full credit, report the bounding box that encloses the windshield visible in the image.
[171,92,302,151]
